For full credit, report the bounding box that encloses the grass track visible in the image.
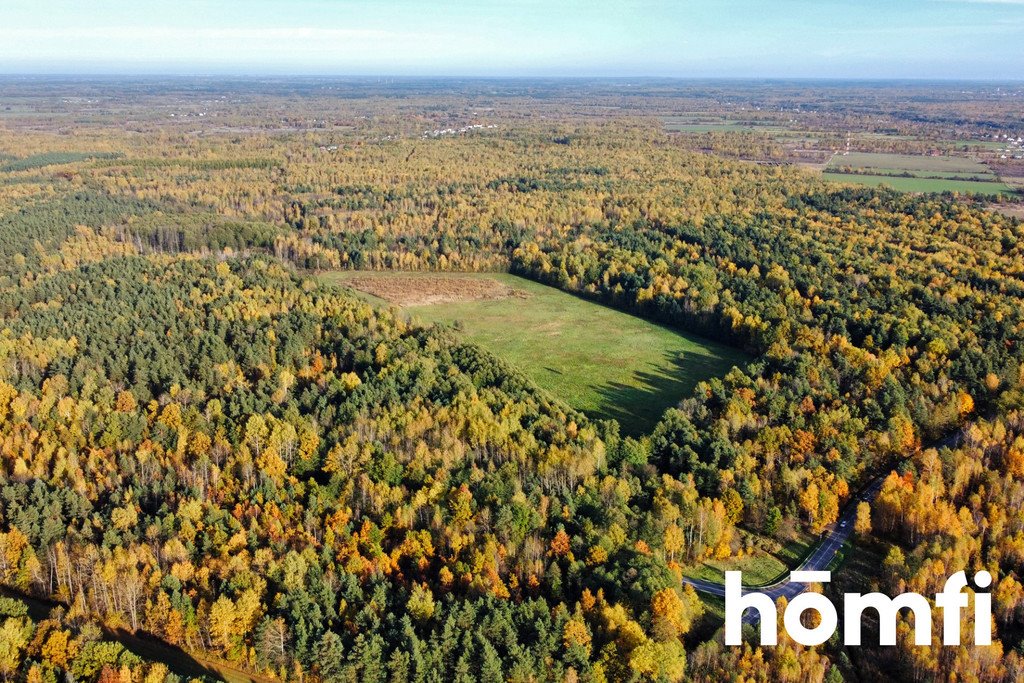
[323,271,747,436]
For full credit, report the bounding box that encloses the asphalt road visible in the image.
[683,433,960,624]
[682,478,883,625]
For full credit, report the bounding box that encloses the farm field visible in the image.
[323,270,748,435]
[823,171,1016,195]
[827,151,992,175]
[661,115,790,133]
[663,121,778,133]
[823,151,1017,195]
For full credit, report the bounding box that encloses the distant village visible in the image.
[994,133,1023,160]
[421,123,497,138]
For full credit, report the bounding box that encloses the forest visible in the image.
[0,78,1021,682]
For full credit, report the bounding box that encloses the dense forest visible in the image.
[0,80,1022,682]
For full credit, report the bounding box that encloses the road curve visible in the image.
[682,478,883,623]
[682,433,959,623]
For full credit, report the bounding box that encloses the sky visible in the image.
[0,0,1022,79]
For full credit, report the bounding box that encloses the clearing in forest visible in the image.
[341,273,529,306]
[824,151,1016,195]
[324,271,747,436]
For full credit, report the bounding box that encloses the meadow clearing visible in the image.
[323,271,748,436]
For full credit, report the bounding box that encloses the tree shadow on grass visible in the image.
[1,586,249,682]
[590,350,739,437]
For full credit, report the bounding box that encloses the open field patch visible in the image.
[991,202,1024,219]
[837,168,994,180]
[822,151,1020,197]
[681,532,815,587]
[661,115,793,134]
[340,272,527,306]
[823,171,1016,196]
[826,151,989,175]
[324,271,747,435]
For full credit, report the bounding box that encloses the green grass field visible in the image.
[827,151,989,174]
[660,116,789,134]
[839,168,995,180]
[322,271,748,436]
[823,151,1018,196]
[680,532,815,587]
[964,140,1012,151]
[823,171,1016,196]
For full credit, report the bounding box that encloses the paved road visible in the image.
[683,433,960,624]
[683,478,883,622]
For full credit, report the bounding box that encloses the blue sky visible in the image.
[0,0,1022,78]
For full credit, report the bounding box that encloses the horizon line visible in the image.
[1,72,1023,84]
